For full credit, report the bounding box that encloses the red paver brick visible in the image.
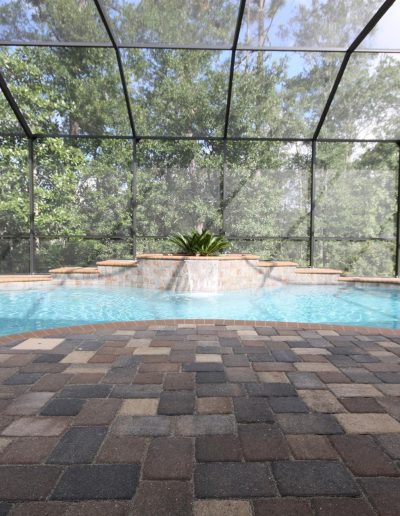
[96,436,147,463]
[67,373,104,384]
[253,498,312,516]
[196,397,233,414]
[316,371,351,383]
[143,437,193,479]
[0,437,58,464]
[239,424,290,460]
[196,435,242,462]
[0,465,62,500]
[330,435,399,476]
[313,497,375,516]
[163,372,195,390]
[9,501,68,516]
[287,435,338,460]
[339,396,386,413]
[30,374,72,392]
[138,363,179,373]
[73,399,121,426]
[360,478,400,516]
[133,372,163,384]
[132,481,193,516]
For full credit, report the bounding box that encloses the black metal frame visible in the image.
[27,137,35,273]
[92,0,136,138]
[396,142,400,277]
[309,141,316,266]
[313,0,396,140]
[1,0,400,275]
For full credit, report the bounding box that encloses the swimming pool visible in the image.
[0,283,399,336]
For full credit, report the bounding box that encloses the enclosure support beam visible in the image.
[131,139,138,258]
[221,141,226,235]
[395,143,400,277]
[313,0,396,140]
[309,141,317,267]
[13,133,400,145]
[0,72,33,138]
[28,138,36,273]
[223,0,246,139]
[93,0,137,139]
[2,39,400,55]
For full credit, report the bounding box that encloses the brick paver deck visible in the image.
[0,322,399,515]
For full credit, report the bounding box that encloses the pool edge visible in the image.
[1,318,399,344]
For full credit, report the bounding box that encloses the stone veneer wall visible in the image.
[136,257,267,292]
[96,265,138,286]
[264,267,342,285]
[2,255,367,292]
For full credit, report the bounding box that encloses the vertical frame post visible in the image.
[28,137,36,273]
[395,142,400,277]
[131,138,138,258]
[221,140,226,235]
[310,140,316,267]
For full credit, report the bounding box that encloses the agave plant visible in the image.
[168,229,230,256]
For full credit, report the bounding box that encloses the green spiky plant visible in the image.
[168,229,230,256]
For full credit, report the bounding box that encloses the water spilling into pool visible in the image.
[0,284,399,335]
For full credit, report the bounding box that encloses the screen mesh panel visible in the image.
[35,138,132,238]
[238,0,383,50]
[315,240,396,277]
[0,0,109,44]
[137,139,223,238]
[0,46,130,136]
[35,237,133,272]
[224,141,311,239]
[122,49,231,137]
[315,143,397,239]
[320,53,400,140]
[103,0,240,47]
[229,51,343,138]
[0,2,400,277]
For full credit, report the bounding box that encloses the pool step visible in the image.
[339,276,400,285]
[254,263,344,285]
[257,261,298,267]
[48,261,138,283]
[96,260,137,267]
[0,275,52,283]
[48,267,100,281]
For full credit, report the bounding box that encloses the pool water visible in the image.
[0,284,399,335]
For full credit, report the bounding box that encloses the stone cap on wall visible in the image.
[296,268,343,274]
[137,254,260,261]
[258,261,298,267]
[0,275,52,283]
[49,267,100,274]
[96,260,137,267]
[339,276,400,284]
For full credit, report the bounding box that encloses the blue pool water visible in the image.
[0,284,399,335]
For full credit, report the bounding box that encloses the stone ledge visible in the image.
[96,260,137,267]
[0,275,52,283]
[296,268,343,275]
[339,276,400,285]
[138,254,260,261]
[258,261,298,267]
[49,267,100,275]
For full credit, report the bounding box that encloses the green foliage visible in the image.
[169,230,230,256]
[0,0,399,276]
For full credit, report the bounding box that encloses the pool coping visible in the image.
[1,318,399,344]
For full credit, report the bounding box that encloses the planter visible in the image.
[136,254,261,292]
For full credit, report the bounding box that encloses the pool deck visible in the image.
[0,321,399,515]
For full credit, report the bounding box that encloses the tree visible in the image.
[0,0,398,276]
